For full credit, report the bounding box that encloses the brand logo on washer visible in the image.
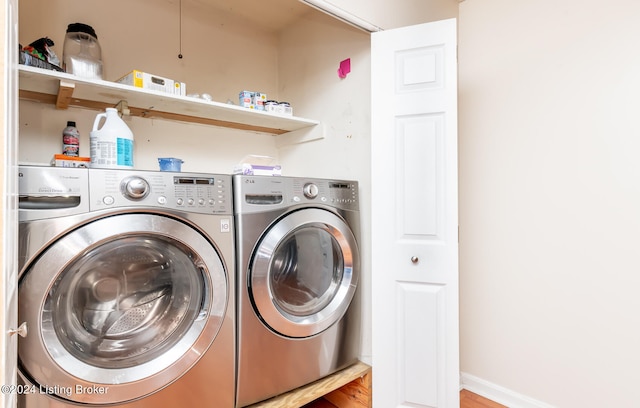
[244,179,255,184]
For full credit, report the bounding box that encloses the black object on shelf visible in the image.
[19,50,63,72]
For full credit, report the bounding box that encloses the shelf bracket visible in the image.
[115,100,131,116]
[56,80,75,110]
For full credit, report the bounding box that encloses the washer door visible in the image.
[250,208,359,338]
[18,213,228,404]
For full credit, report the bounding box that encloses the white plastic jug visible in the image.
[90,108,134,169]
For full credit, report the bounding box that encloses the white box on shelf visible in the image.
[117,70,180,95]
[174,81,187,96]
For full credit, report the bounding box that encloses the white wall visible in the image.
[459,1,640,406]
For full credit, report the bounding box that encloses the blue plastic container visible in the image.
[158,157,183,172]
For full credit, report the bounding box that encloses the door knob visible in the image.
[8,322,27,338]
[411,256,419,264]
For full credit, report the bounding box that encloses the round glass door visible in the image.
[250,208,359,338]
[18,213,228,404]
[47,235,204,369]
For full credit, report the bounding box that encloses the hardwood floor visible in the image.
[460,389,507,408]
[304,389,505,408]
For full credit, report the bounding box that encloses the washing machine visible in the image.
[233,175,361,407]
[17,165,235,407]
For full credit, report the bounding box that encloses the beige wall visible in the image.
[18,0,284,172]
[459,1,640,406]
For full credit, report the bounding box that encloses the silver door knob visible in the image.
[8,322,27,338]
[411,256,419,264]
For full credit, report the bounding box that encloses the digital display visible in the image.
[196,178,213,185]
[174,177,214,185]
[329,182,350,189]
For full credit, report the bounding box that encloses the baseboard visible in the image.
[460,372,556,408]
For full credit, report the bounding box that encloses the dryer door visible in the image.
[250,208,359,338]
[18,213,228,405]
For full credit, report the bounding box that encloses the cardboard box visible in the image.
[117,70,181,95]
[253,92,267,111]
[174,81,187,96]
[239,91,268,109]
[239,91,254,108]
[51,154,91,168]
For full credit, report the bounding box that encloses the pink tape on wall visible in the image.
[338,58,351,78]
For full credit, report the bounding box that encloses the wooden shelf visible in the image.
[18,65,319,135]
[246,361,372,408]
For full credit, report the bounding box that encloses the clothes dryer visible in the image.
[234,175,361,407]
[17,166,235,407]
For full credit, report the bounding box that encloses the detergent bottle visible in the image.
[62,121,80,156]
[89,108,134,168]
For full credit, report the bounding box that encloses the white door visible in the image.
[371,19,458,408]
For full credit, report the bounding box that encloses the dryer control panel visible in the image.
[90,169,232,214]
[234,175,358,214]
[291,178,358,208]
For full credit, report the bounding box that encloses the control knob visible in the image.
[303,183,319,199]
[121,176,150,200]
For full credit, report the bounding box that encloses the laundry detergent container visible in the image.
[89,108,134,169]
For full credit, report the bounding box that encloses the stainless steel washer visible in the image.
[17,166,235,407]
[234,175,361,407]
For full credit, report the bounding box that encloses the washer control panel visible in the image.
[90,169,231,214]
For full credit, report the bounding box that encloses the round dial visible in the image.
[121,176,150,200]
[303,183,319,199]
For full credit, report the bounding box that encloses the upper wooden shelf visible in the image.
[18,65,319,135]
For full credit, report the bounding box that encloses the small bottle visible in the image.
[62,121,80,156]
